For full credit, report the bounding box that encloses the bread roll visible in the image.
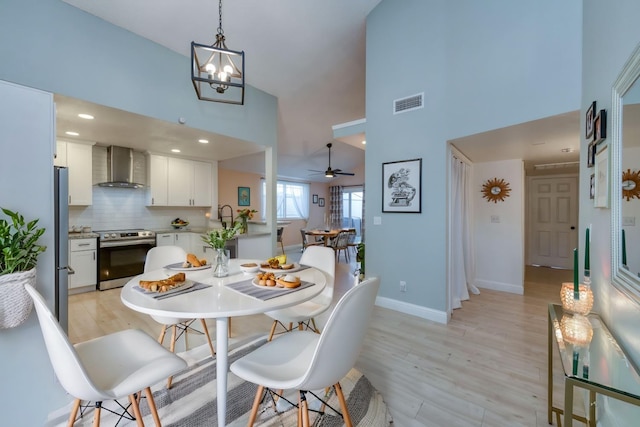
[187,253,202,267]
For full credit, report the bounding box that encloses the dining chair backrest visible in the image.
[277,227,283,241]
[300,245,335,300]
[346,228,357,245]
[332,230,349,250]
[300,277,380,391]
[25,284,105,401]
[144,245,187,273]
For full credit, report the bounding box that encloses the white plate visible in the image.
[251,277,289,290]
[258,262,301,274]
[164,262,212,271]
[136,279,194,295]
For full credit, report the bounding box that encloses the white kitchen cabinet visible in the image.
[55,140,94,205]
[54,140,66,167]
[167,158,212,207]
[69,238,97,292]
[147,154,168,206]
[156,232,206,259]
[147,155,211,207]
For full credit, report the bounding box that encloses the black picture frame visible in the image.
[586,101,596,139]
[318,198,325,207]
[587,141,596,168]
[312,194,318,204]
[593,109,607,144]
[238,187,250,206]
[382,158,422,213]
[590,173,595,200]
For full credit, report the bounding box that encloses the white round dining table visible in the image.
[120,258,327,426]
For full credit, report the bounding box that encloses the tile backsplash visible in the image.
[69,186,210,231]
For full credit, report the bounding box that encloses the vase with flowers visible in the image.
[236,208,258,234]
[202,222,242,277]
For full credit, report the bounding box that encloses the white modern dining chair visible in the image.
[231,276,380,426]
[144,245,216,388]
[25,284,187,427]
[264,245,335,341]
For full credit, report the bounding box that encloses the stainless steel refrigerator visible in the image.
[54,166,69,332]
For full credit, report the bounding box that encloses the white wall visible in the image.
[473,160,525,294]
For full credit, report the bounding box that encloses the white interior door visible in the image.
[528,176,578,269]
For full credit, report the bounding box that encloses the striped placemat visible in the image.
[133,281,211,300]
[226,278,315,301]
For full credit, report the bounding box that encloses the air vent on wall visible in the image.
[393,92,424,114]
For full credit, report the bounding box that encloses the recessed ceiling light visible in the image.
[198,139,209,144]
[78,113,94,120]
[65,131,79,136]
[362,140,366,145]
[171,149,181,153]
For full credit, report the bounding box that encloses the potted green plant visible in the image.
[202,221,241,277]
[0,208,47,329]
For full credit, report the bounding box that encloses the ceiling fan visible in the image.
[309,143,355,178]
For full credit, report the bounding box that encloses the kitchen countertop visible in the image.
[153,228,270,238]
[68,232,100,240]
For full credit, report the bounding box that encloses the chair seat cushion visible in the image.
[230,331,319,390]
[74,329,187,400]
[151,315,193,325]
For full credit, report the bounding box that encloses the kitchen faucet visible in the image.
[218,204,234,229]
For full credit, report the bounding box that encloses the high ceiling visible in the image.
[58,0,580,181]
[59,0,377,181]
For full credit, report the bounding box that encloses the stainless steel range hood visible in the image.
[98,146,145,188]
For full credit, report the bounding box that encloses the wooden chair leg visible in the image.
[300,391,310,427]
[128,394,144,427]
[334,382,353,427]
[144,387,161,427]
[298,392,303,427]
[310,318,320,334]
[92,402,102,427]
[298,322,304,331]
[247,385,264,427]
[167,324,178,389]
[200,319,216,357]
[228,316,232,338]
[67,398,81,427]
[157,325,167,345]
[268,320,278,341]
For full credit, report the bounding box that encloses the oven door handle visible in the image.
[99,239,156,248]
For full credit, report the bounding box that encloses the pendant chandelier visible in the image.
[191,0,245,105]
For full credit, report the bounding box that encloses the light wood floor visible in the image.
[68,254,573,427]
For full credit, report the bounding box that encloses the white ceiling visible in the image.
[57,0,580,181]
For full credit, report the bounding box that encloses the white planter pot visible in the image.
[0,268,36,329]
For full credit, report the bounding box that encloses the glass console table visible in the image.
[548,304,640,426]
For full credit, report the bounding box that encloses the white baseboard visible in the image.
[475,279,523,295]
[375,296,448,324]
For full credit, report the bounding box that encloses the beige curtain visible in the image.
[329,185,343,229]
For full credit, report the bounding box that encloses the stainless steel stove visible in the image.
[97,229,156,290]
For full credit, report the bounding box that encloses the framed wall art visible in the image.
[312,194,318,204]
[382,158,422,213]
[238,187,250,206]
[318,197,325,207]
[593,109,607,144]
[594,145,609,208]
[590,173,595,200]
[585,101,596,139]
[587,141,596,168]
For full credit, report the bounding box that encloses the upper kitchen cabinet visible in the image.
[146,154,213,207]
[147,154,168,206]
[56,140,94,206]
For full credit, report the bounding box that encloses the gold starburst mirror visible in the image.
[622,168,640,201]
[481,178,511,203]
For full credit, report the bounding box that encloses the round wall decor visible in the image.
[481,177,511,203]
[622,168,640,201]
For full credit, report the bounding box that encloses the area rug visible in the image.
[48,336,393,426]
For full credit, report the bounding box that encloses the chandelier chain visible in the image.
[217,0,224,36]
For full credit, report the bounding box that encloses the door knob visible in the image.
[571,226,576,230]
